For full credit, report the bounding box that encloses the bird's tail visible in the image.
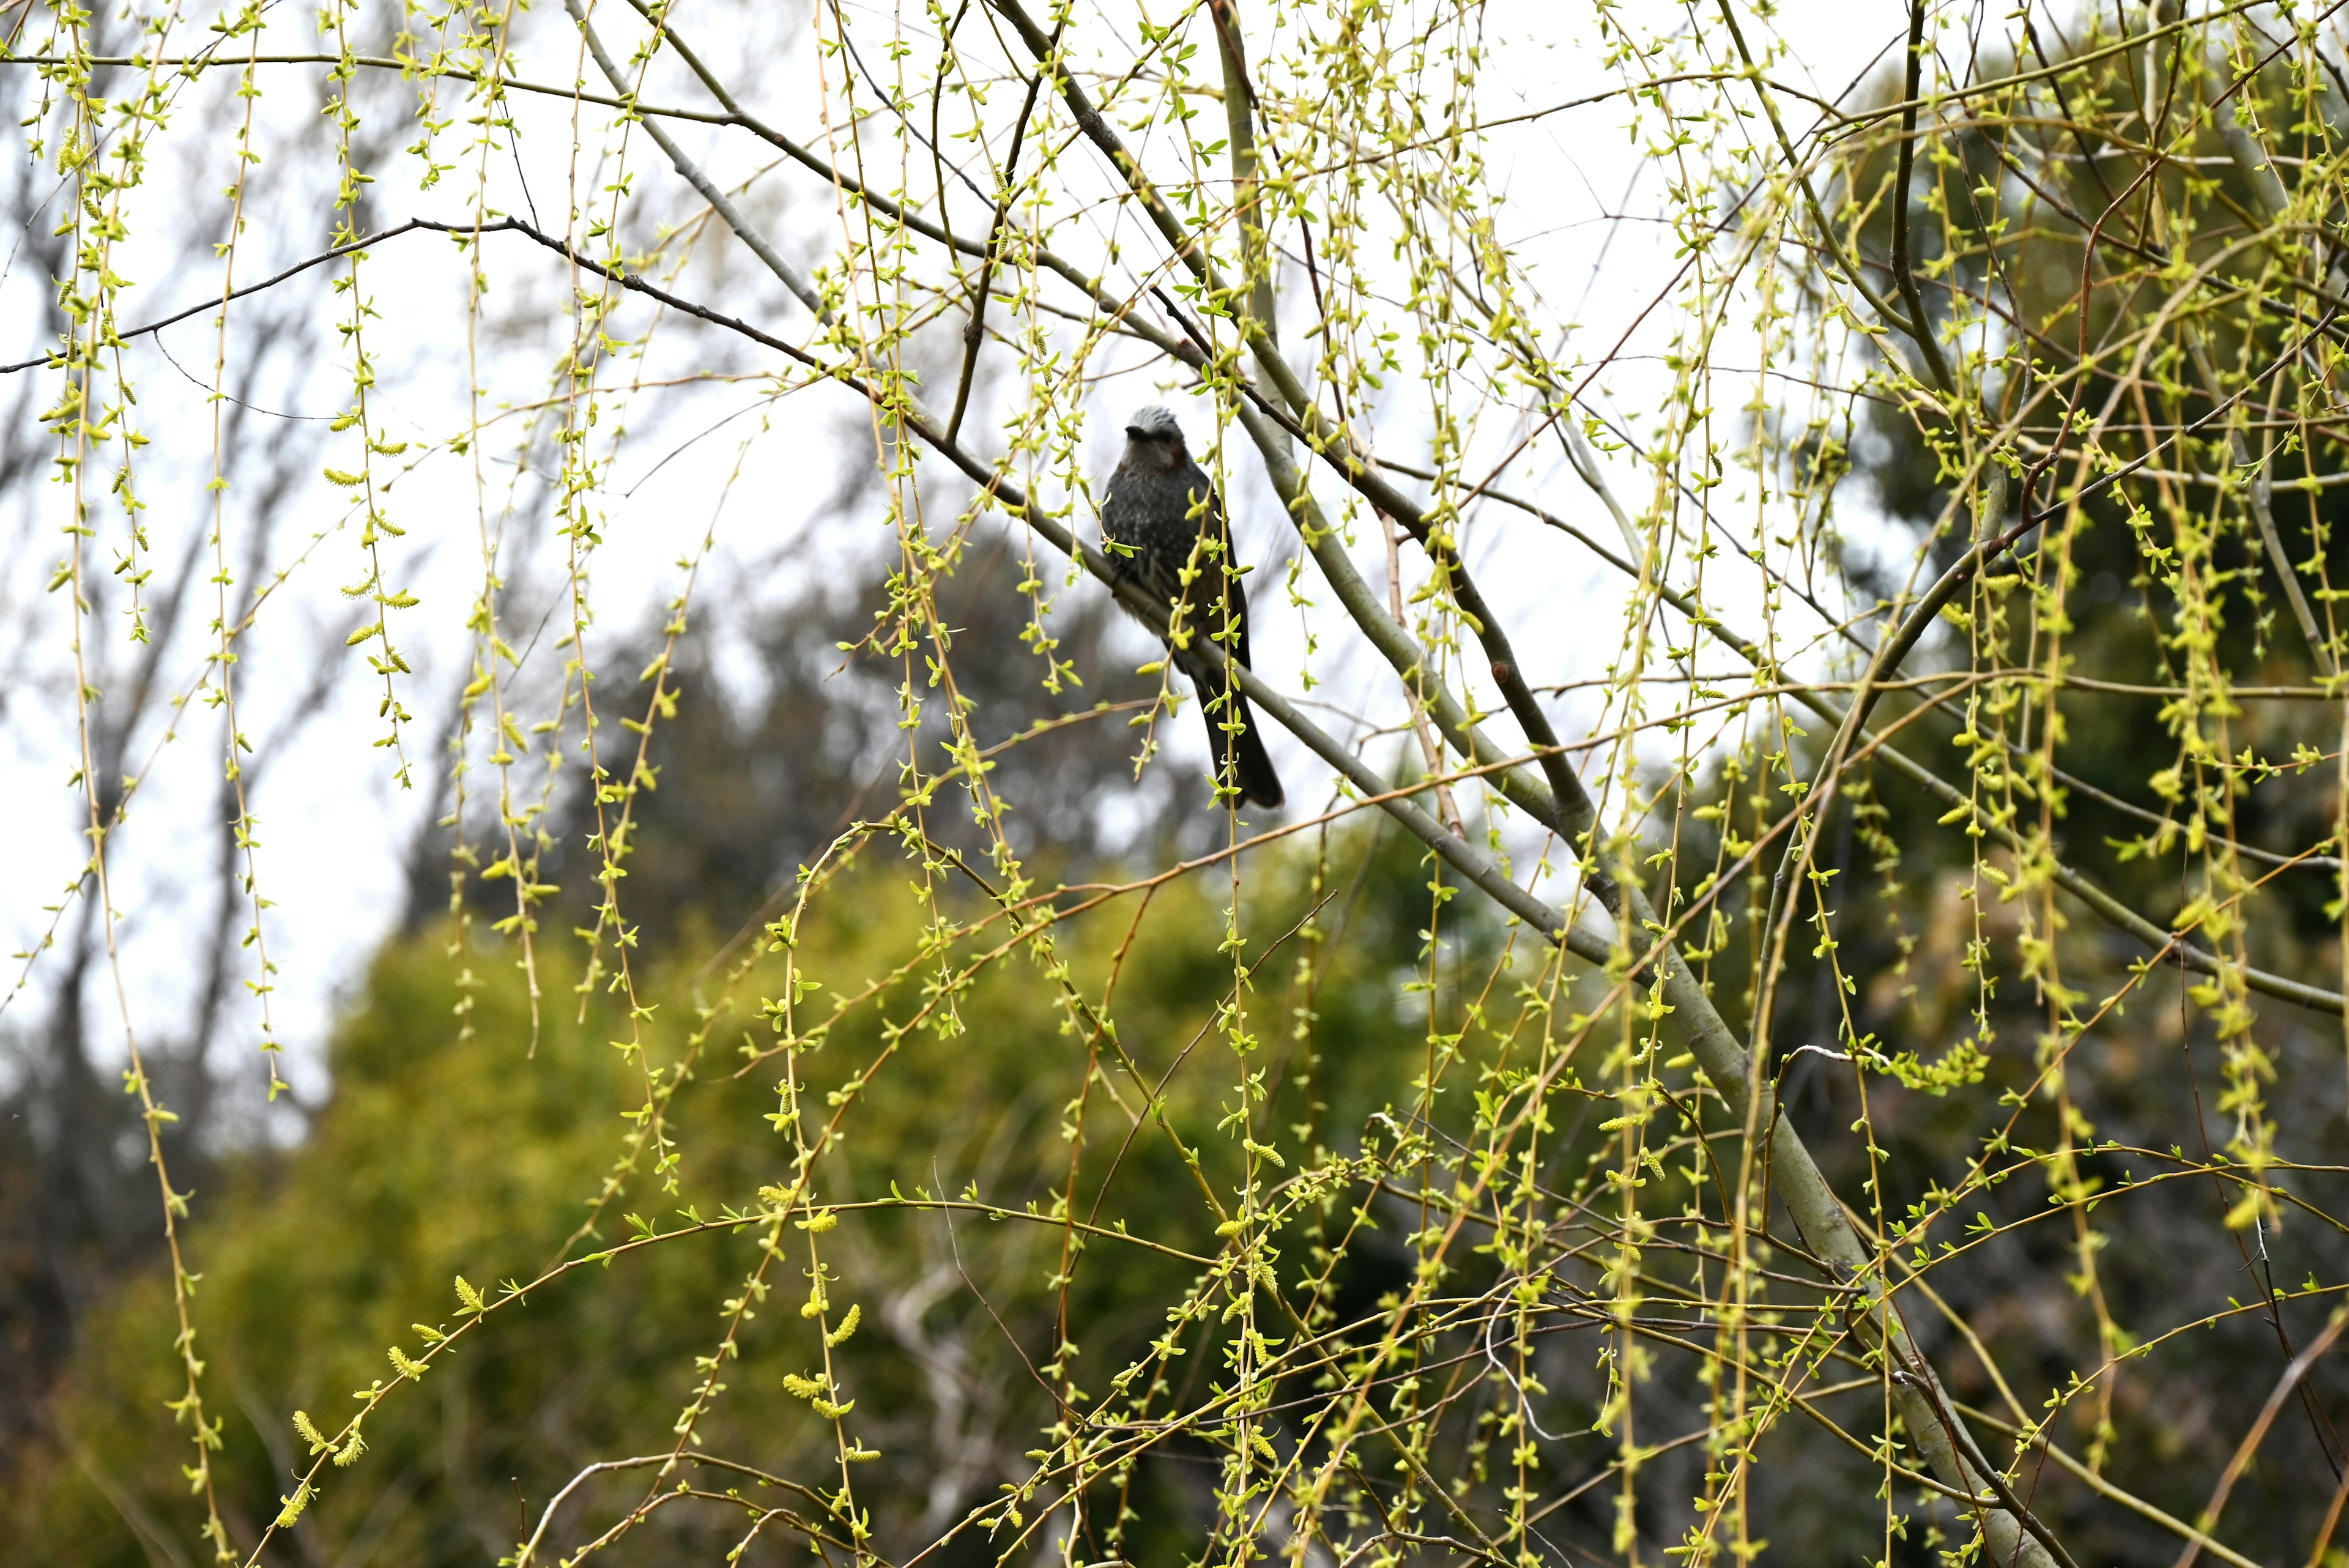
[1204,690,1284,810]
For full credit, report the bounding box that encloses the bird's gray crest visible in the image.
[1126,404,1184,441]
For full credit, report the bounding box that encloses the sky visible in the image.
[0,0,1919,1115]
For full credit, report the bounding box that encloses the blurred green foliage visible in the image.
[6,823,1479,1568]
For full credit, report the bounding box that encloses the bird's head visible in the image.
[1123,405,1189,473]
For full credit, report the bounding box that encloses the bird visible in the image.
[1098,405,1285,810]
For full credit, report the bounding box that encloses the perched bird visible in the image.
[1099,406,1285,809]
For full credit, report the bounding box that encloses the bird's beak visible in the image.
[1124,425,1148,441]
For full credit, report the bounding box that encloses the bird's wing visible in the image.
[1097,464,1127,536]
[1097,464,1146,585]
[1201,477,1253,673]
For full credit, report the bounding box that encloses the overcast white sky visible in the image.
[0,0,1915,1111]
